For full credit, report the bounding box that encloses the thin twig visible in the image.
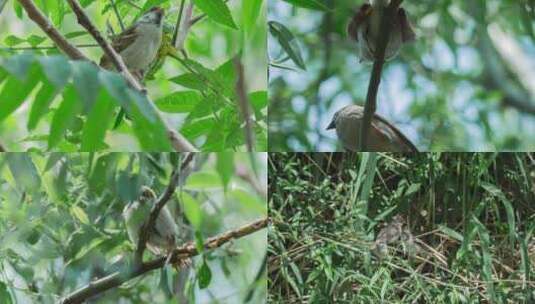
[65,0,198,152]
[175,2,194,50]
[1,44,99,51]
[134,153,195,263]
[358,0,404,150]
[172,0,186,46]
[60,217,268,304]
[16,0,87,60]
[233,58,255,152]
[109,0,125,31]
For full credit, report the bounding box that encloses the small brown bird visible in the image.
[123,186,182,256]
[100,7,165,79]
[371,214,405,258]
[327,105,418,152]
[347,0,415,63]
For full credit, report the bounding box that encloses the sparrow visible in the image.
[326,105,418,152]
[371,214,405,258]
[347,0,415,63]
[123,186,183,257]
[100,7,165,79]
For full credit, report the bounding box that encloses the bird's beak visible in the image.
[326,120,336,130]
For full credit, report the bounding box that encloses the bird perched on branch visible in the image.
[100,7,165,80]
[123,186,186,259]
[326,105,418,152]
[347,0,415,63]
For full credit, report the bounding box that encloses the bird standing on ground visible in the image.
[371,214,405,258]
[347,0,415,63]
[100,7,165,80]
[327,105,418,152]
[123,186,183,257]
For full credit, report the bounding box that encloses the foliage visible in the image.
[0,0,267,151]
[268,0,535,151]
[268,152,535,303]
[0,152,267,303]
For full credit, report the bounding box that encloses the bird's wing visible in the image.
[154,206,179,245]
[371,113,418,152]
[397,8,416,43]
[347,4,372,42]
[99,25,139,68]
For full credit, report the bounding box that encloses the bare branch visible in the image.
[16,0,87,60]
[60,217,268,304]
[358,0,404,150]
[65,0,199,152]
[174,1,194,50]
[172,0,187,46]
[134,153,195,263]
[234,58,255,152]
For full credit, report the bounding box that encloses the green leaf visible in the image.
[81,89,115,151]
[249,90,267,118]
[4,35,25,46]
[169,73,206,90]
[155,91,203,113]
[6,154,41,192]
[72,60,99,111]
[192,0,237,29]
[48,85,82,149]
[202,124,226,151]
[268,21,306,70]
[0,281,12,304]
[70,205,90,224]
[180,192,202,229]
[0,64,40,123]
[198,259,212,289]
[27,35,46,47]
[185,171,222,190]
[38,55,72,88]
[28,80,58,130]
[182,117,216,139]
[281,0,329,11]
[1,52,34,80]
[216,152,234,190]
[437,225,464,242]
[66,237,106,266]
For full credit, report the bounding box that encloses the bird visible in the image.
[326,104,418,152]
[100,6,165,80]
[122,186,183,257]
[347,0,415,63]
[371,214,405,258]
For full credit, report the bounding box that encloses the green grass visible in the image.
[268,153,535,303]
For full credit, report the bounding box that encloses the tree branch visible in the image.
[234,58,255,152]
[65,0,198,152]
[358,0,404,150]
[135,152,195,263]
[16,0,87,60]
[172,0,186,46]
[60,217,268,304]
[16,0,198,152]
[174,1,194,50]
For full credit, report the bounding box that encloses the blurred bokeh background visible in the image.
[268,0,535,151]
